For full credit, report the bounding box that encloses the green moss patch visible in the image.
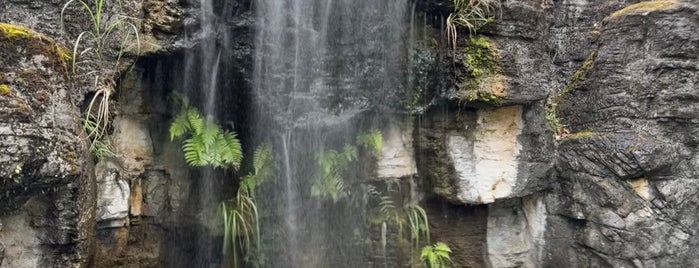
[545,51,597,137]
[611,1,677,18]
[457,36,505,103]
[0,84,10,95]
[0,23,34,39]
[0,23,72,68]
[563,130,598,140]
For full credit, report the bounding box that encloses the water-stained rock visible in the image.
[549,1,699,266]
[0,23,95,267]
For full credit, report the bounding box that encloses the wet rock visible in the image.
[377,117,417,179]
[486,196,546,268]
[0,22,95,267]
[417,105,551,204]
[0,220,4,265]
[549,1,699,266]
[95,160,130,228]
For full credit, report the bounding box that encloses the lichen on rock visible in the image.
[610,0,678,18]
[456,36,507,103]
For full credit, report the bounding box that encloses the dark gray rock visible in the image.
[551,1,699,266]
[0,22,95,267]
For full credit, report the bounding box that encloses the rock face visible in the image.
[417,0,698,267]
[548,1,699,266]
[0,0,698,267]
[0,23,94,267]
[0,0,186,266]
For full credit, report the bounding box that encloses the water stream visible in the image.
[252,0,411,267]
[176,0,414,266]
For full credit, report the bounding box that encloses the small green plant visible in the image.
[357,130,383,156]
[239,144,274,195]
[310,130,383,201]
[222,144,275,268]
[61,0,140,144]
[311,145,357,201]
[83,115,114,160]
[221,191,259,267]
[545,51,597,138]
[420,242,453,268]
[169,99,243,169]
[445,0,500,53]
[371,194,431,267]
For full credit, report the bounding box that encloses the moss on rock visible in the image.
[457,36,506,103]
[0,23,71,66]
[563,130,598,140]
[0,23,33,39]
[611,0,678,18]
[0,84,10,95]
[545,51,597,137]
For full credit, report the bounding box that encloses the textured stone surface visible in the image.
[95,160,130,228]
[0,22,95,267]
[546,1,699,266]
[417,105,550,205]
[1,0,698,267]
[377,117,417,179]
[486,196,546,268]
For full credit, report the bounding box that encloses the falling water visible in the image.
[253,0,411,267]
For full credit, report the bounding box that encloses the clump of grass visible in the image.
[60,0,140,146]
[445,0,500,53]
[221,144,274,267]
[83,115,114,160]
[371,193,431,267]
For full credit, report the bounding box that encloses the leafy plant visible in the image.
[60,0,140,143]
[311,145,357,202]
[357,130,383,156]
[371,194,431,267]
[83,115,114,159]
[310,130,383,201]
[222,191,260,267]
[239,144,274,195]
[222,144,275,268]
[169,100,243,169]
[420,242,453,268]
[445,0,500,53]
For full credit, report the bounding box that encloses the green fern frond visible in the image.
[420,242,453,268]
[310,145,358,201]
[169,97,243,169]
[357,130,383,156]
[183,136,205,166]
[169,112,190,140]
[187,107,204,135]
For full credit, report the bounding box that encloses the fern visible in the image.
[420,242,453,268]
[357,130,383,156]
[222,144,275,267]
[311,145,357,201]
[240,144,274,195]
[169,101,242,169]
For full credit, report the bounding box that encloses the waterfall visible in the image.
[253,0,411,267]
